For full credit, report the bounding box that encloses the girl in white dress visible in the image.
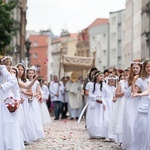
[27,67,45,138]
[39,79,51,126]
[110,70,129,144]
[122,59,142,150]
[17,63,37,143]
[102,75,117,141]
[11,66,40,132]
[0,63,20,150]
[11,66,25,138]
[1,57,25,149]
[131,58,150,150]
[0,88,5,150]
[77,69,98,124]
[84,68,98,101]
[86,71,105,138]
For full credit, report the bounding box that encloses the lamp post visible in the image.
[25,39,31,67]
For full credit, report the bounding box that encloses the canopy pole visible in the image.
[59,45,63,79]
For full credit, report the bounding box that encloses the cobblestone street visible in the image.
[25,117,121,150]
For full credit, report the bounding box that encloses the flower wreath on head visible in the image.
[29,66,37,72]
[92,71,103,80]
[1,56,12,62]
[141,57,150,64]
[16,62,25,68]
[130,61,142,65]
[108,75,118,80]
[11,66,18,71]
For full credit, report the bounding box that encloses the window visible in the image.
[33,53,38,58]
[118,23,121,30]
[103,34,106,43]
[112,16,116,25]
[92,36,95,42]
[33,41,38,47]
[112,49,116,57]
[103,50,106,56]
[111,33,116,41]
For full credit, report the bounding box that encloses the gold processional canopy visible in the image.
[62,55,94,72]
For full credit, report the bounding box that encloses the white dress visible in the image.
[19,79,37,142]
[10,75,24,131]
[102,84,116,139]
[85,82,93,103]
[110,80,126,143]
[0,65,23,150]
[122,80,141,150]
[131,78,149,150]
[1,90,14,150]
[39,85,51,126]
[0,90,3,149]
[0,90,4,150]
[4,74,25,150]
[86,82,104,138]
[148,78,150,149]
[30,80,45,138]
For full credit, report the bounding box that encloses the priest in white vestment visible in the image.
[66,72,83,119]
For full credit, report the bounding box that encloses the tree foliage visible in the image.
[0,0,18,55]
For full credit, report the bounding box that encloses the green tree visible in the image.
[0,0,18,55]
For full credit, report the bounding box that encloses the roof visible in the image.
[70,33,78,38]
[52,37,61,44]
[110,9,125,14]
[85,18,109,29]
[52,33,78,44]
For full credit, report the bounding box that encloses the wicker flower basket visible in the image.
[4,97,19,112]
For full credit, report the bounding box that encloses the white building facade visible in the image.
[51,38,62,79]
[89,23,109,71]
[123,0,142,68]
[141,0,150,58]
[132,0,142,60]
[109,9,125,69]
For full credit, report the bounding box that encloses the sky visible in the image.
[26,0,126,36]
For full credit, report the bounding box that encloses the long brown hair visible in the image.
[16,63,27,83]
[140,57,150,79]
[128,59,142,86]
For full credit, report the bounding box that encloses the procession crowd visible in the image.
[1,56,150,150]
[84,58,150,150]
[0,56,51,150]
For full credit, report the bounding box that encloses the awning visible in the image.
[62,55,94,72]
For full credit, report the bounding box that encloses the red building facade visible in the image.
[29,35,49,80]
